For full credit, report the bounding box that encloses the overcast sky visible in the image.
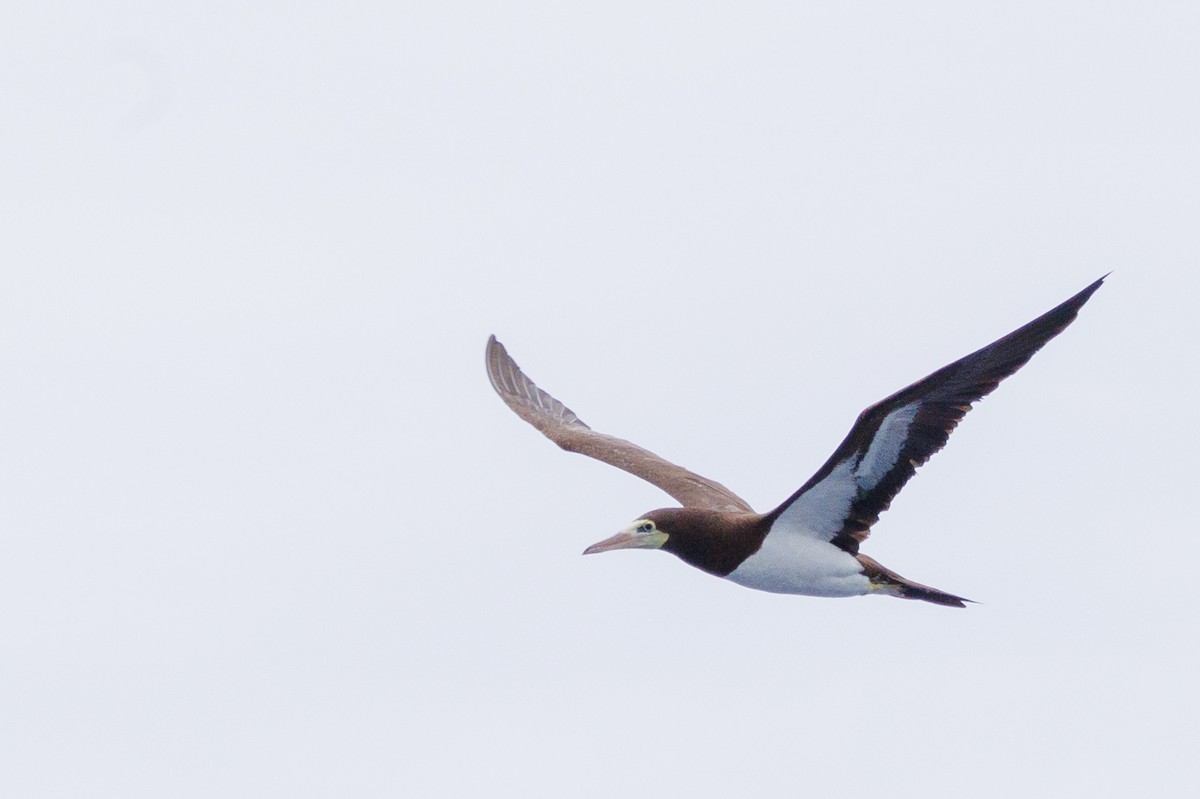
[3,3,1197,797]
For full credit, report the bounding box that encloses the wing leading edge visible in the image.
[486,336,753,513]
[767,276,1106,553]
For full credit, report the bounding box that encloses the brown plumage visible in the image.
[486,335,751,513]
[486,277,1104,607]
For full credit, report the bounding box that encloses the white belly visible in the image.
[724,533,870,597]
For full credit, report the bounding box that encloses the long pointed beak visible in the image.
[582,528,668,555]
[583,530,640,555]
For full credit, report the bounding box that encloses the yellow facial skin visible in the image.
[582,519,669,555]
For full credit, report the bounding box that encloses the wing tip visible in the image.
[1073,273,1108,305]
[485,333,503,364]
[484,335,593,432]
[484,334,505,395]
[486,334,522,399]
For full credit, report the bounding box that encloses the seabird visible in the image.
[486,277,1103,607]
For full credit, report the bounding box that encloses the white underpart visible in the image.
[774,401,920,541]
[725,401,921,597]
[725,534,869,596]
[774,458,857,542]
[857,402,919,487]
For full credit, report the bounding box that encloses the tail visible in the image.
[857,555,973,608]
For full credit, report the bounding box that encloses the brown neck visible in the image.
[648,508,770,577]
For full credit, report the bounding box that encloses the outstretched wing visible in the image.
[767,276,1105,553]
[486,336,753,513]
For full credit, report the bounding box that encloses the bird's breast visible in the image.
[724,532,870,597]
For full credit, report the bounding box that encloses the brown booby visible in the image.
[486,277,1103,607]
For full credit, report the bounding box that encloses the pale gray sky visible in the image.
[2,3,1197,797]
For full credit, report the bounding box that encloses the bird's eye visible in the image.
[638,522,653,533]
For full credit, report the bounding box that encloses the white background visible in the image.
[3,3,1196,797]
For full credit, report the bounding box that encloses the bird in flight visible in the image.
[486,277,1103,607]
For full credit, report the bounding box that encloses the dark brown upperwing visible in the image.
[486,336,753,514]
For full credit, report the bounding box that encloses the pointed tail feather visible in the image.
[857,554,973,608]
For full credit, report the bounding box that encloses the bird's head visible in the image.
[582,507,766,577]
[582,511,673,555]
